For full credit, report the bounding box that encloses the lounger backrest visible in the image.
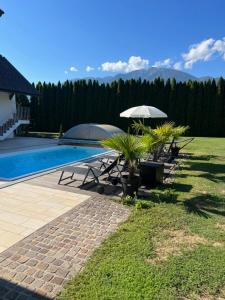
[101,155,121,176]
[176,137,195,150]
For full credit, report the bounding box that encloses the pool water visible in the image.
[0,146,109,181]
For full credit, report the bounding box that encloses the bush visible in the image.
[135,200,155,209]
[121,195,136,206]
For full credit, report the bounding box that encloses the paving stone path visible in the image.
[0,196,129,299]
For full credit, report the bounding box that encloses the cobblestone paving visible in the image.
[0,196,129,299]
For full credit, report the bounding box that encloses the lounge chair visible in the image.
[58,155,124,186]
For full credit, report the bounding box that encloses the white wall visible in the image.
[0,92,17,125]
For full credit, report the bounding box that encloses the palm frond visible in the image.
[131,120,151,135]
[102,133,144,161]
[172,125,189,139]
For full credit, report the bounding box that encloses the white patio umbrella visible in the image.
[120,105,167,122]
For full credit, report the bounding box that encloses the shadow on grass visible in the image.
[183,161,225,174]
[148,152,225,218]
[179,157,225,184]
[186,154,222,161]
[149,182,193,204]
[196,173,225,183]
[184,194,225,218]
[176,172,225,183]
[180,157,225,218]
[150,188,225,219]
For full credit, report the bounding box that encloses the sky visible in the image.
[0,0,225,83]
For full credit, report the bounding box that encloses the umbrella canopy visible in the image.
[120,105,167,119]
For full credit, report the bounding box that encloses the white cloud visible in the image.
[153,58,172,68]
[213,38,225,60]
[182,37,225,69]
[173,61,183,70]
[101,60,127,72]
[86,65,94,72]
[101,56,149,73]
[182,38,215,69]
[64,38,225,76]
[70,66,78,72]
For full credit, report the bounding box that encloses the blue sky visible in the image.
[1,0,225,82]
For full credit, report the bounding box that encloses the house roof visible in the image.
[0,55,39,96]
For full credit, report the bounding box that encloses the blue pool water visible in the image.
[0,146,109,181]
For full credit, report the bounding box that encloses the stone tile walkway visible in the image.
[0,196,129,299]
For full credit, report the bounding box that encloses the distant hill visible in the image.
[74,67,222,84]
[76,67,198,83]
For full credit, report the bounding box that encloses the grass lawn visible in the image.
[59,137,225,300]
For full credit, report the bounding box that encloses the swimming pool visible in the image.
[0,146,109,181]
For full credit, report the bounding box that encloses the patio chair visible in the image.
[58,155,124,186]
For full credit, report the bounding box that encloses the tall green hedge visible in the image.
[28,77,225,136]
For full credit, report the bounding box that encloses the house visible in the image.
[0,55,38,140]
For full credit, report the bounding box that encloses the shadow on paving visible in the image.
[0,278,52,300]
[80,181,122,197]
[58,175,123,197]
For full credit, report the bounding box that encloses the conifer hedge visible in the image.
[28,78,225,137]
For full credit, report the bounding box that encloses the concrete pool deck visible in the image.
[0,183,89,253]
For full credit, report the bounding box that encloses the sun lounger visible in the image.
[58,155,124,186]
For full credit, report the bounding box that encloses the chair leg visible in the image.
[90,168,99,183]
[58,171,64,185]
[115,165,122,178]
[99,161,106,170]
[82,168,91,185]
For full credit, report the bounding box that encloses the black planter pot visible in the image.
[121,175,140,197]
[140,161,164,188]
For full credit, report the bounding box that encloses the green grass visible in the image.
[59,137,225,300]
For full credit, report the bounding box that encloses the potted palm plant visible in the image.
[133,121,175,161]
[134,122,186,187]
[101,133,144,197]
[133,121,189,161]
